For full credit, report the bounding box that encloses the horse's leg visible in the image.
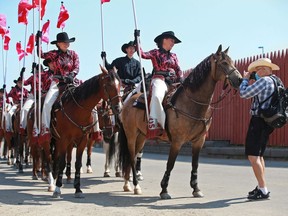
[74,139,86,198]
[114,132,121,177]
[6,137,12,165]
[86,138,93,174]
[18,135,25,173]
[103,140,111,177]
[136,150,144,181]
[190,139,205,198]
[52,149,66,198]
[42,140,55,192]
[65,145,73,184]
[160,141,182,199]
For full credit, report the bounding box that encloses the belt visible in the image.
[154,71,175,77]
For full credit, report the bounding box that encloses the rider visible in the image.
[135,30,184,139]
[101,41,142,94]
[36,31,80,143]
[5,77,28,135]
[101,41,144,179]
[19,63,51,135]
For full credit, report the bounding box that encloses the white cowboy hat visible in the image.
[248,58,280,72]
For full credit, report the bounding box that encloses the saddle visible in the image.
[133,83,182,111]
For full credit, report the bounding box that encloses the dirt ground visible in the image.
[0,146,287,216]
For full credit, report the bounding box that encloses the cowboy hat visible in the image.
[51,32,75,45]
[121,41,135,53]
[248,58,280,72]
[154,31,181,44]
[0,88,4,93]
[13,77,22,84]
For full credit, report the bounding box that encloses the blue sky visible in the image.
[1,0,288,90]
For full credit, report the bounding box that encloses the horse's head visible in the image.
[211,45,242,89]
[99,65,122,115]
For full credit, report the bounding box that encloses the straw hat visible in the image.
[248,58,280,72]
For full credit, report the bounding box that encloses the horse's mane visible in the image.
[71,75,101,101]
[61,71,120,104]
[183,54,212,91]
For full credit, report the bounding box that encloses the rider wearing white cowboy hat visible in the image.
[240,57,282,200]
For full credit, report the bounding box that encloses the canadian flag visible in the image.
[16,42,27,61]
[18,0,34,25]
[57,3,69,29]
[26,34,35,54]
[41,19,50,44]
[3,29,11,51]
[0,14,7,37]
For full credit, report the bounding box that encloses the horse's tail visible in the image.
[107,132,116,165]
[118,121,130,177]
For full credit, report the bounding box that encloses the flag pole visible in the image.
[37,0,43,135]
[131,0,149,121]
[100,1,105,66]
[32,1,38,135]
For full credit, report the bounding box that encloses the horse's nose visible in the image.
[113,104,122,115]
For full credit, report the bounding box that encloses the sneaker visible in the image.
[247,189,270,200]
[248,186,258,196]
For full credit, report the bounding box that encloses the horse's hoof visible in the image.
[48,185,55,192]
[193,191,204,198]
[32,175,38,180]
[75,192,85,198]
[52,191,61,199]
[115,172,121,177]
[123,185,132,192]
[160,193,171,199]
[87,166,93,173]
[103,172,110,177]
[134,186,142,195]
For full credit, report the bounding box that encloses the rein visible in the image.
[168,52,238,123]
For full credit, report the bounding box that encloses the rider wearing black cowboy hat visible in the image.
[101,41,142,89]
[35,31,80,143]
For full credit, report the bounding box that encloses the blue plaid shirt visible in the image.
[240,76,276,116]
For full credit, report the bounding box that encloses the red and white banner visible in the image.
[18,0,34,25]
[41,19,50,44]
[26,33,35,54]
[3,29,11,51]
[33,0,47,20]
[0,14,7,37]
[16,42,27,61]
[57,3,69,29]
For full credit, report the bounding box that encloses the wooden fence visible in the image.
[207,49,288,147]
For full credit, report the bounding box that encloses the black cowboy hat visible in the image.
[0,88,4,93]
[121,41,135,53]
[13,77,22,84]
[51,32,75,45]
[154,31,181,44]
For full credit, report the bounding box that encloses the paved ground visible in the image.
[0,147,287,216]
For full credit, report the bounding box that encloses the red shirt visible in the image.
[7,86,28,104]
[41,49,79,77]
[24,71,52,93]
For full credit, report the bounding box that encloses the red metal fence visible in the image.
[207,49,288,147]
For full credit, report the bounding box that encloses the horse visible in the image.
[118,45,243,199]
[86,101,121,177]
[45,65,122,198]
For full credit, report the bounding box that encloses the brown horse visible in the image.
[45,66,122,198]
[118,45,243,199]
[84,101,121,176]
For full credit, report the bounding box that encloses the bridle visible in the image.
[56,72,122,135]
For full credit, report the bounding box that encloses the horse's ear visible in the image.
[99,64,108,74]
[216,44,222,55]
[224,46,230,54]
